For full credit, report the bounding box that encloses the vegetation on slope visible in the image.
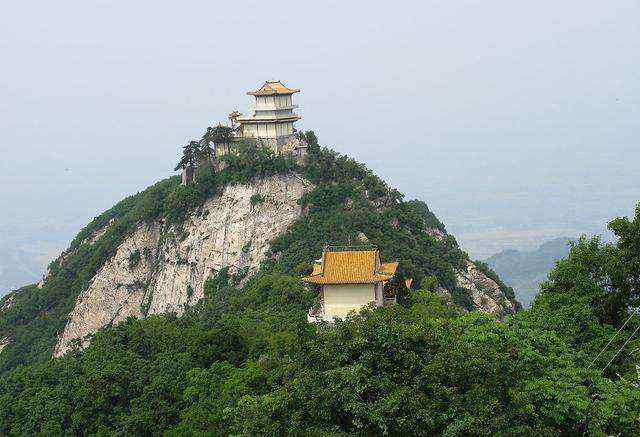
[0,140,297,373]
[0,132,485,375]
[0,204,639,434]
[0,177,181,371]
[268,133,467,292]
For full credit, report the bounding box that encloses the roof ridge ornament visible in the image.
[324,244,378,253]
[247,80,301,96]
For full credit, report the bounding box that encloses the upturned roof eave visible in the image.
[247,89,300,96]
[301,274,393,285]
[236,115,301,123]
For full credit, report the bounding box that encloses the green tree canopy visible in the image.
[174,140,201,171]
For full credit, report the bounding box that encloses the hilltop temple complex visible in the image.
[179,80,307,184]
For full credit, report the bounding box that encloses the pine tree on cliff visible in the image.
[199,127,216,164]
[174,141,200,171]
[175,141,201,184]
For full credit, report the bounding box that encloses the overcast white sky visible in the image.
[0,0,638,260]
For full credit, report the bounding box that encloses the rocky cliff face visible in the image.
[0,295,14,352]
[456,260,518,315]
[54,174,311,357]
[0,336,9,354]
[424,228,517,316]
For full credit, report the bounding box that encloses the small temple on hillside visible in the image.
[302,247,399,323]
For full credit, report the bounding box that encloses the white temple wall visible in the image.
[255,95,276,110]
[323,284,376,319]
[243,124,257,137]
[256,123,277,138]
[255,94,293,110]
[276,95,292,108]
[275,122,293,137]
[242,122,293,139]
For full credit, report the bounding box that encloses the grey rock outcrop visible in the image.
[425,227,446,241]
[455,260,517,316]
[54,174,311,357]
[1,294,14,312]
[0,336,9,354]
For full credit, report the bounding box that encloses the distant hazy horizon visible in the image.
[1,0,638,290]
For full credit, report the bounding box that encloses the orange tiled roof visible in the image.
[302,250,397,285]
[248,80,300,96]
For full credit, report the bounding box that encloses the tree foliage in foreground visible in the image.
[1,206,640,434]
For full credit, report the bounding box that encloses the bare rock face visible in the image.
[1,294,14,312]
[54,174,311,357]
[356,232,369,243]
[53,224,161,356]
[0,336,9,354]
[425,227,446,241]
[455,260,517,317]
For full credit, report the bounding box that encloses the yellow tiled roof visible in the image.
[302,250,397,285]
[248,80,300,96]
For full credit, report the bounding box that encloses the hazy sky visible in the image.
[1,0,639,261]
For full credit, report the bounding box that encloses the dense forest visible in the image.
[0,133,638,435]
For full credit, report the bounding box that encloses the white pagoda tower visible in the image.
[234,80,301,150]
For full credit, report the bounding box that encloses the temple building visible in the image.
[303,248,399,323]
[179,80,306,185]
[233,80,302,151]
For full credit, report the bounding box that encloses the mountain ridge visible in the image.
[485,237,574,307]
[0,133,519,370]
